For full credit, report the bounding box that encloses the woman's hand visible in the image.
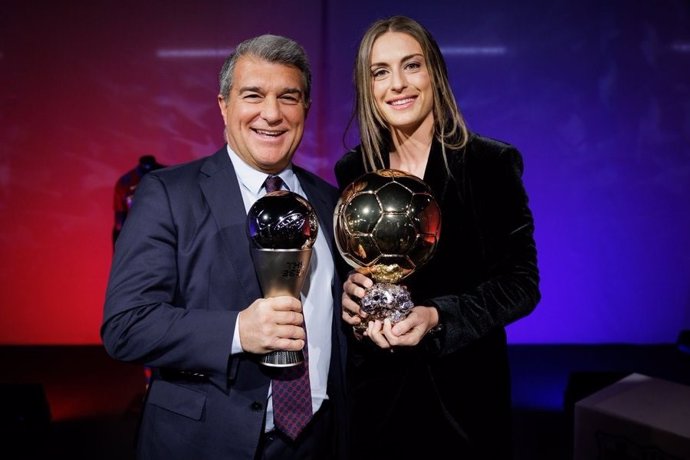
[366,305,440,350]
[341,271,372,328]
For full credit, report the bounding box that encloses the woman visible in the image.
[335,16,540,459]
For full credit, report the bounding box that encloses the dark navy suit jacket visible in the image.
[102,147,348,459]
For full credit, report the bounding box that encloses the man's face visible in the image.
[218,56,308,173]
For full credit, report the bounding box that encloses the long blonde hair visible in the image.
[353,16,469,172]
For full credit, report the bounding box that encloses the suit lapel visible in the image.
[295,169,336,256]
[199,149,262,306]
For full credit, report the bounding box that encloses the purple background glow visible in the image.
[1,0,688,344]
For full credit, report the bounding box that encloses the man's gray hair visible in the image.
[218,34,311,104]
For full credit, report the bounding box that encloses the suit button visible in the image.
[250,401,263,411]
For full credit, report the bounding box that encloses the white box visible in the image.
[574,373,690,460]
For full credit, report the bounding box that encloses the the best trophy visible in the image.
[246,190,319,367]
[334,169,441,331]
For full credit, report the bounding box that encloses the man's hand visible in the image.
[238,296,305,354]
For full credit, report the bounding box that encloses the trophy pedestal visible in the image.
[360,282,414,325]
[260,349,305,367]
[251,247,312,368]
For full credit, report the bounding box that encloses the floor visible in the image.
[1,344,688,459]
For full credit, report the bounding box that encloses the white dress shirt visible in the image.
[226,146,334,431]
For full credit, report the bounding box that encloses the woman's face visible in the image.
[369,31,434,133]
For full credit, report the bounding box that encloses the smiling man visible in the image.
[102,34,349,460]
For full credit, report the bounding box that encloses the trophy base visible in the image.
[260,349,304,367]
[361,283,414,323]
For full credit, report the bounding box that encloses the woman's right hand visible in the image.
[342,271,372,327]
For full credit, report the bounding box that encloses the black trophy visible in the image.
[246,190,318,367]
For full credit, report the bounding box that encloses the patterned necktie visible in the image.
[264,173,313,439]
[264,174,285,193]
[272,332,313,440]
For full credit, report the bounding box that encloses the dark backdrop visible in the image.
[1,0,688,344]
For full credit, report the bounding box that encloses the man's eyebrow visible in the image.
[238,86,262,94]
[281,87,303,96]
[237,86,303,96]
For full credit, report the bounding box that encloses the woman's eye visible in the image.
[372,68,388,79]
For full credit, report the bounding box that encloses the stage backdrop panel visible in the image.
[1,0,688,344]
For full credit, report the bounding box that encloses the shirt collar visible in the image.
[226,145,295,195]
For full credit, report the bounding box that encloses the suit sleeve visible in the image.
[101,173,237,388]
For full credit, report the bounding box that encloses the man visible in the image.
[102,34,348,460]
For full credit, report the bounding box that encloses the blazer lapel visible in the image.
[199,149,262,306]
[295,169,336,256]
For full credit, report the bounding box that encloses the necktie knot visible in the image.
[264,175,285,193]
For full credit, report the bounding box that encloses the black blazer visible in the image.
[334,133,540,459]
[103,147,349,459]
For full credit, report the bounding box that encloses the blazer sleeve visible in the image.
[427,145,541,356]
[101,172,237,388]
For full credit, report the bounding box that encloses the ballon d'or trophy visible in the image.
[334,169,441,332]
[246,190,319,367]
